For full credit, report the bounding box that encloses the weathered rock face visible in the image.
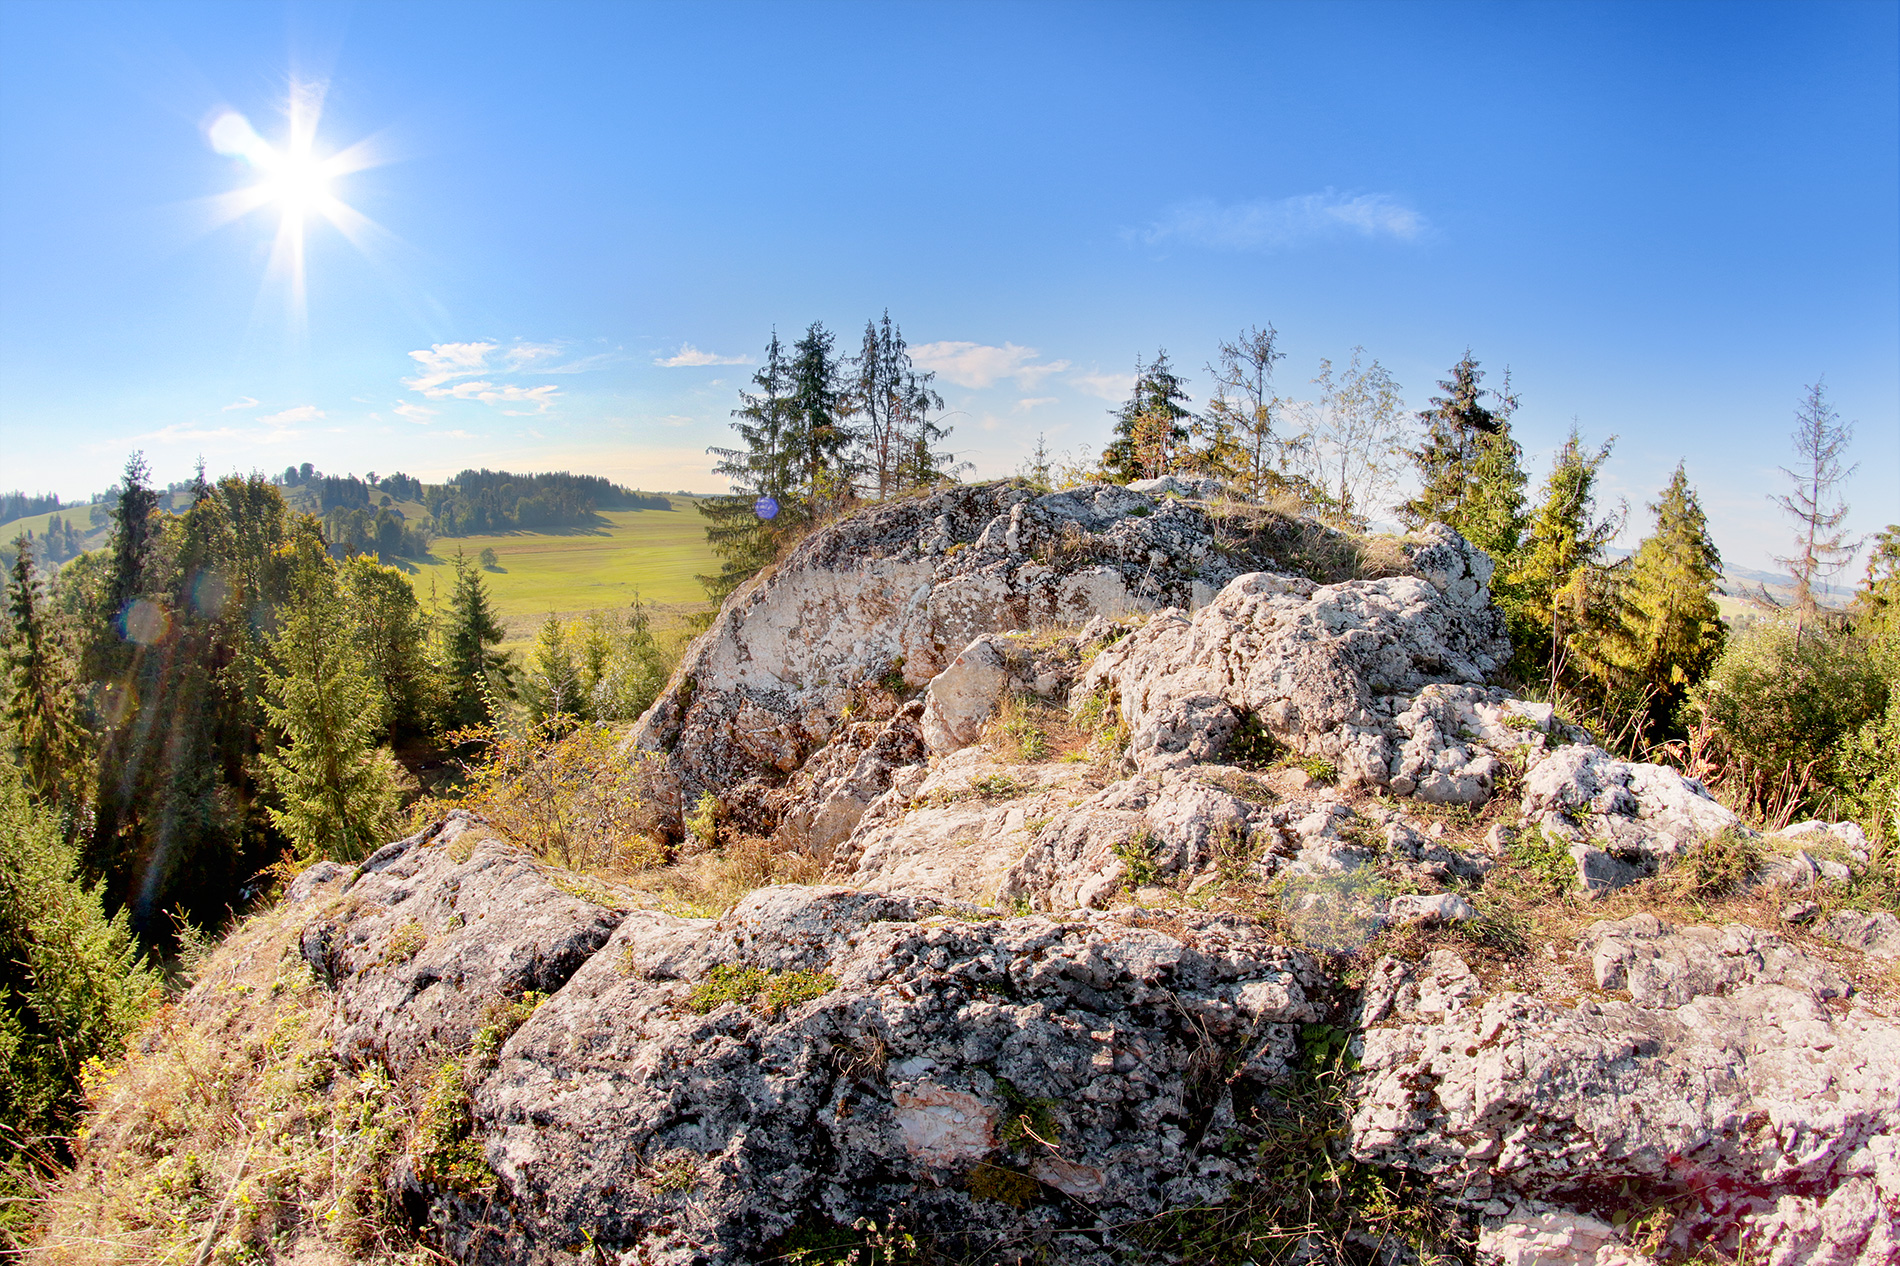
[294,814,625,1077]
[632,483,1272,827]
[1078,527,1513,789]
[473,885,1327,1264]
[1521,743,1746,890]
[1349,915,1900,1257]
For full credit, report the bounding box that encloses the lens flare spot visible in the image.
[122,599,171,647]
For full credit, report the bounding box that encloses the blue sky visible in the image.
[1,0,1894,573]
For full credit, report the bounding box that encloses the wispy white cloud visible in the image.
[394,400,437,424]
[658,414,697,428]
[404,341,497,392]
[1134,189,1426,252]
[1014,397,1058,413]
[422,381,560,413]
[260,404,324,425]
[402,340,566,411]
[910,341,1071,390]
[221,396,259,412]
[655,343,751,367]
[1067,369,1136,402]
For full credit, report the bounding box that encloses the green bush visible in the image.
[1695,618,1888,792]
[0,765,161,1245]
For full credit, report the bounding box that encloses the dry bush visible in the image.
[416,721,670,875]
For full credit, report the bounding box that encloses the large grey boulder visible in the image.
[630,483,1250,828]
[1521,744,1744,886]
[1348,918,1900,1255]
[1079,526,1510,789]
[471,885,1327,1264]
[295,813,626,1077]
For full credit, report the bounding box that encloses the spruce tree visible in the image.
[4,538,87,811]
[0,761,158,1238]
[263,558,401,860]
[700,331,799,603]
[1506,428,1619,683]
[787,321,854,517]
[1400,352,1503,529]
[340,555,436,741]
[1586,462,1725,740]
[1102,351,1194,482]
[1459,393,1529,564]
[444,551,506,728]
[524,613,584,724]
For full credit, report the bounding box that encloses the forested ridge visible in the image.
[1,316,1896,1256]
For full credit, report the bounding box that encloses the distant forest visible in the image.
[260,463,672,559]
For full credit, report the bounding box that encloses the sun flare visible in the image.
[203,80,387,324]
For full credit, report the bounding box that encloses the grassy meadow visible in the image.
[397,497,719,646]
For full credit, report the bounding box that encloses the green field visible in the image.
[398,498,719,645]
[0,505,111,546]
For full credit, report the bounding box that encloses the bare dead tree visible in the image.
[1772,379,1860,623]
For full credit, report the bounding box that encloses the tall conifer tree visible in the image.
[1102,351,1194,482]
[263,557,400,861]
[700,331,799,603]
[1401,352,1506,530]
[1506,428,1619,682]
[1584,462,1725,740]
[444,552,506,727]
[4,538,87,812]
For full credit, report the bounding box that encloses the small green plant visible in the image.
[1665,829,1763,901]
[380,920,427,966]
[970,773,1030,799]
[1114,830,1161,891]
[1298,754,1338,783]
[412,1058,489,1192]
[1224,713,1281,769]
[1129,503,1152,517]
[993,1076,1061,1153]
[685,791,721,850]
[1211,820,1257,885]
[1503,710,1543,731]
[1509,829,1577,894]
[879,656,908,695]
[686,963,835,1017]
[644,1150,703,1193]
[1001,718,1050,761]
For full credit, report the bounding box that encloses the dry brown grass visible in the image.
[981,690,1089,765]
[26,899,446,1266]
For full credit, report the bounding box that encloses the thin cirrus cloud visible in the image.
[1134,189,1427,252]
[259,404,324,425]
[393,400,437,424]
[655,343,751,367]
[221,396,259,412]
[909,341,1070,390]
[1066,369,1137,402]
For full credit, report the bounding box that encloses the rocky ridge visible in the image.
[69,480,1900,1265]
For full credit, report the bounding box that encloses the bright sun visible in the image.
[203,80,384,318]
[257,148,336,215]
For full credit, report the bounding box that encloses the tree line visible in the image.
[696,312,960,601]
[702,319,1898,839]
[0,453,690,1212]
